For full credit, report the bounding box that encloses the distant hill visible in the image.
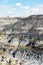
[0,15,43,47]
[1,15,43,36]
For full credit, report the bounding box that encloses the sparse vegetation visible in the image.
[19,46,28,52]
[0,15,43,65]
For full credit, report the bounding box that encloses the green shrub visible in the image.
[19,46,28,52]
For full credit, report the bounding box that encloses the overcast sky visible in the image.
[0,0,43,17]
